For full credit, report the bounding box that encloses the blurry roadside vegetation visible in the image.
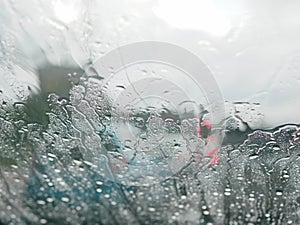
[0,65,83,170]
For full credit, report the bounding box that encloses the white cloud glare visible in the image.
[154,0,231,36]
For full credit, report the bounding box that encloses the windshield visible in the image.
[0,1,299,224]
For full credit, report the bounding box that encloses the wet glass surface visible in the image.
[0,0,300,224]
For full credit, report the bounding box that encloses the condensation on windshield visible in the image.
[0,0,300,224]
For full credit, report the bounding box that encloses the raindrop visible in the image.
[148,207,156,212]
[61,197,70,203]
[40,219,47,224]
[37,200,46,205]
